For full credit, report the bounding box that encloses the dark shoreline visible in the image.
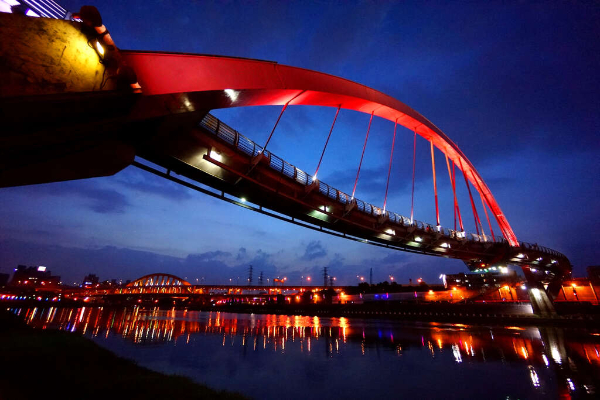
[0,309,249,400]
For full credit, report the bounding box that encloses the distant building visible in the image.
[9,265,61,288]
[0,273,9,287]
[587,266,600,285]
[82,274,99,289]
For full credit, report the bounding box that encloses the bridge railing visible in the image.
[200,113,566,261]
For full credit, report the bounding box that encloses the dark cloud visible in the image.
[17,180,130,214]
[115,167,193,201]
[236,247,247,261]
[301,241,327,261]
[186,251,232,262]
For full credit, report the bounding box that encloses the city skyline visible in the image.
[1,1,598,285]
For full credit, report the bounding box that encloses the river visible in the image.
[12,306,600,399]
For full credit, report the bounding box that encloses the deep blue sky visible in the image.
[1,1,598,285]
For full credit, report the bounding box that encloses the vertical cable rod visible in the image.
[410,130,417,224]
[452,161,464,232]
[459,159,483,236]
[351,111,374,199]
[445,154,463,232]
[383,119,398,212]
[261,103,288,153]
[313,105,341,180]
[430,141,440,228]
[472,172,496,241]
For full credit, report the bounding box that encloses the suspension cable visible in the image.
[261,103,289,153]
[445,154,463,232]
[383,119,398,212]
[410,130,417,224]
[459,158,482,236]
[452,161,464,232]
[472,172,496,241]
[314,105,341,180]
[430,141,440,228]
[351,111,374,199]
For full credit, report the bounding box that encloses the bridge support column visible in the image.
[522,265,557,317]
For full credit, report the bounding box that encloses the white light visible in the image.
[521,285,527,290]
[440,243,450,248]
[415,236,422,242]
[210,150,222,162]
[531,288,542,300]
[312,174,317,181]
[456,231,466,238]
[529,367,540,387]
[542,354,549,366]
[224,89,239,102]
[516,253,525,259]
[530,268,537,273]
[37,266,46,272]
[385,229,395,236]
[499,267,508,274]
[95,40,104,56]
[452,344,462,363]
[551,345,562,364]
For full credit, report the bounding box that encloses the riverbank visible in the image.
[0,309,248,400]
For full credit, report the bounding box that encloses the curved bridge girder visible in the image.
[121,51,517,247]
[127,273,191,288]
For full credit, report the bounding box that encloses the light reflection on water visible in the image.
[13,307,600,399]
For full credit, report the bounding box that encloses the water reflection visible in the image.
[12,307,600,399]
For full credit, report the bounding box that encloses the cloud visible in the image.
[18,180,130,214]
[236,247,247,261]
[115,167,193,201]
[186,251,232,262]
[301,241,327,261]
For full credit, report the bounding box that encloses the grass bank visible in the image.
[0,309,248,400]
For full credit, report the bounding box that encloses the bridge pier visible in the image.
[522,265,558,317]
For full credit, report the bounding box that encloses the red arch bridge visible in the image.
[0,13,570,315]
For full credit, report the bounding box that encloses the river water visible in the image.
[12,307,600,399]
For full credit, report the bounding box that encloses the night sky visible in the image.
[1,1,598,286]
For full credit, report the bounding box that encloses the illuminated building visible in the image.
[9,265,60,287]
[82,274,99,289]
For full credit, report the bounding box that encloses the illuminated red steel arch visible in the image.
[127,273,191,288]
[122,51,518,246]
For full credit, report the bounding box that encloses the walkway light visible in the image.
[95,40,104,56]
[210,150,222,162]
[224,89,239,102]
